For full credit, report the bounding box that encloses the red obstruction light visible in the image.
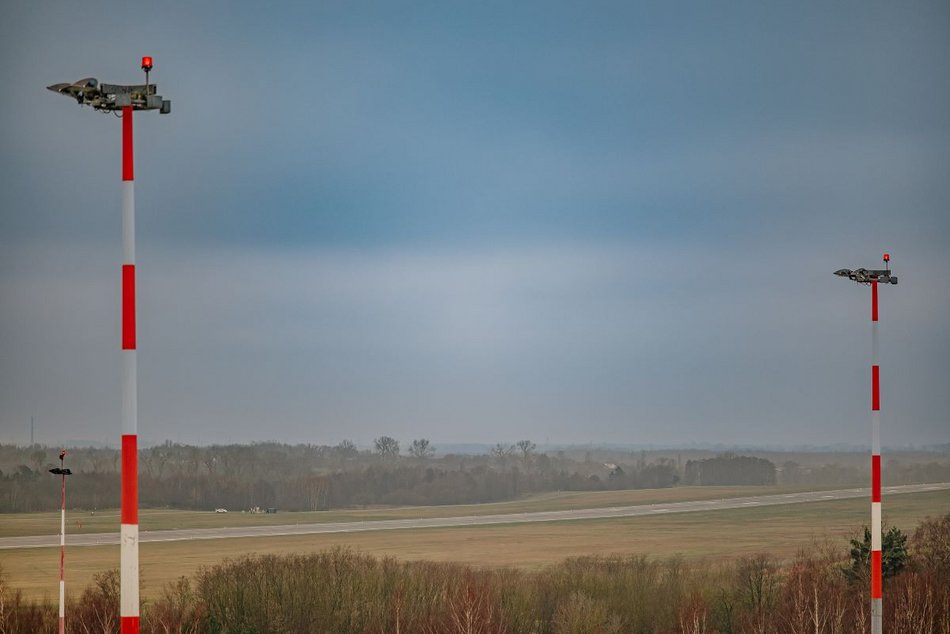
[141,56,153,71]
[883,253,890,262]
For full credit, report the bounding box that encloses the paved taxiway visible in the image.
[1,482,946,550]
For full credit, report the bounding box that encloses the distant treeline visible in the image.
[1,442,948,513]
[1,441,677,513]
[3,513,949,633]
[684,453,776,486]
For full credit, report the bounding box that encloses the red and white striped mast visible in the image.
[47,57,170,634]
[120,87,140,634]
[870,256,886,634]
[49,451,72,634]
[835,254,896,634]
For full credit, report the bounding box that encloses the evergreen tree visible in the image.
[845,525,909,584]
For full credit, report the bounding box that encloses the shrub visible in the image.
[71,569,120,634]
[911,511,950,577]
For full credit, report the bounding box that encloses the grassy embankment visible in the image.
[2,487,946,602]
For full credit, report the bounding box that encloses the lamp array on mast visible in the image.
[47,58,170,114]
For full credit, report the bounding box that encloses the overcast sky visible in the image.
[1,1,948,449]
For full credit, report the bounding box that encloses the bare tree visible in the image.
[409,439,434,459]
[912,512,950,576]
[515,440,536,463]
[202,453,217,476]
[153,446,171,479]
[335,439,358,458]
[29,450,46,473]
[491,443,514,469]
[736,554,778,634]
[374,436,400,458]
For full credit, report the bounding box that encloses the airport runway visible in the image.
[2,482,947,550]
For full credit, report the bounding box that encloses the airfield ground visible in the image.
[1,487,947,602]
[0,485,814,538]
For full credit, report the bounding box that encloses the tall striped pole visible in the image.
[833,256,896,634]
[120,104,140,634]
[46,58,169,634]
[870,279,882,634]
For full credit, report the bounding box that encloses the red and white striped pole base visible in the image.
[870,280,882,634]
[120,105,140,633]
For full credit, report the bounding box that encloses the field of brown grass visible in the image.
[3,487,946,602]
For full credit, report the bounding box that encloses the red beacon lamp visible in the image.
[141,56,154,96]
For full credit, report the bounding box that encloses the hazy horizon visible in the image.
[2,2,948,449]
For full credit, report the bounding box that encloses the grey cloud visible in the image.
[2,240,947,448]
[2,1,949,450]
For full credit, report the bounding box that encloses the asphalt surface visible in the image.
[2,482,947,550]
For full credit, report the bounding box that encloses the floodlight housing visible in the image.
[47,77,170,114]
[833,255,898,286]
[833,268,897,285]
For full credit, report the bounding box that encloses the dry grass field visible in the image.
[0,484,827,538]
[2,487,946,602]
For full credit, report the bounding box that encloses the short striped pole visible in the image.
[120,105,140,634]
[58,452,67,634]
[870,280,882,634]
